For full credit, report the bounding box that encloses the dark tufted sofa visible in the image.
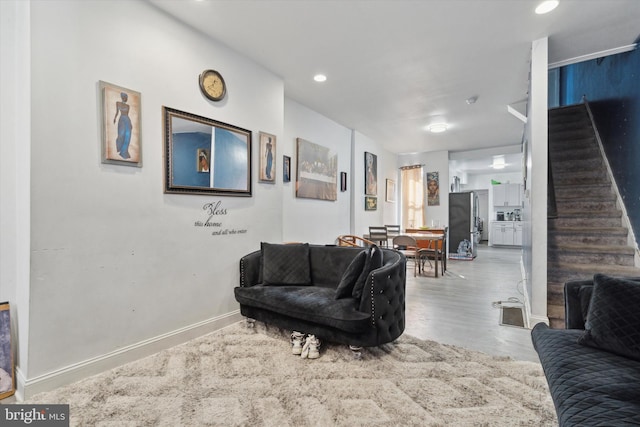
[234,243,406,349]
[531,275,640,426]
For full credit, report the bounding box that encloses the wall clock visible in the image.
[199,69,226,101]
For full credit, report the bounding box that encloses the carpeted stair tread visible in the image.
[547,225,628,235]
[548,243,634,255]
[548,261,640,277]
[550,209,620,218]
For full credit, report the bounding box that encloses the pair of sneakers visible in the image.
[290,331,321,359]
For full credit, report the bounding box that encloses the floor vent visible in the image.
[500,306,525,328]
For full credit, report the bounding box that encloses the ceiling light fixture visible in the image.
[313,74,327,82]
[427,122,448,133]
[466,96,478,105]
[535,0,559,14]
[490,156,506,169]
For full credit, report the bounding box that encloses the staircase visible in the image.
[547,103,640,329]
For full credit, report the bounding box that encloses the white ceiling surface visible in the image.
[149,0,640,174]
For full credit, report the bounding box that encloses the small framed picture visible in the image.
[197,148,210,173]
[100,81,142,167]
[386,179,396,202]
[365,151,377,195]
[365,196,377,211]
[283,155,291,183]
[340,172,347,192]
[259,132,276,183]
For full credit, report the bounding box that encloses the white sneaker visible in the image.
[300,334,321,359]
[290,331,305,355]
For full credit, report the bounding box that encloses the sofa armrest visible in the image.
[358,249,406,342]
[564,280,593,329]
[239,249,261,287]
[564,276,640,329]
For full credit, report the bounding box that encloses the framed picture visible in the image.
[427,171,440,206]
[163,107,252,196]
[283,155,291,183]
[0,302,14,399]
[100,81,142,167]
[365,196,377,211]
[296,138,337,201]
[197,148,210,172]
[365,151,377,195]
[340,172,347,192]
[386,179,396,202]
[259,132,276,183]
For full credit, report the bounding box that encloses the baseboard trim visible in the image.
[529,314,550,327]
[16,311,243,401]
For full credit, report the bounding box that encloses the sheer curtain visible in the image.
[401,165,424,230]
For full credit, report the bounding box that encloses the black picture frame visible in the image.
[365,151,377,195]
[283,155,291,183]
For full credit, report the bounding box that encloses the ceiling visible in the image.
[149,0,640,175]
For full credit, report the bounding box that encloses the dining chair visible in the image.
[417,228,447,277]
[385,225,401,247]
[368,226,388,247]
[392,235,419,276]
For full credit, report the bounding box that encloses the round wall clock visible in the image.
[199,69,226,101]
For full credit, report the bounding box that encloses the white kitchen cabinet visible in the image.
[492,184,522,207]
[514,222,523,246]
[490,221,522,247]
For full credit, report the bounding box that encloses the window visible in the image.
[400,165,424,230]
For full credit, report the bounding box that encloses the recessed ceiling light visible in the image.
[313,74,327,82]
[535,0,559,14]
[427,123,448,133]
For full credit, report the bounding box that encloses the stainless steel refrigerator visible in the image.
[448,191,479,258]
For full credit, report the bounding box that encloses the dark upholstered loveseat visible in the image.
[531,275,640,426]
[234,243,406,349]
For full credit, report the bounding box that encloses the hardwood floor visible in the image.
[404,242,539,362]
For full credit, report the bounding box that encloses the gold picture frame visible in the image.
[100,81,142,167]
[259,132,276,183]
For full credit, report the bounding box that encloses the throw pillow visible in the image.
[578,284,593,325]
[261,242,312,286]
[335,249,368,299]
[577,274,640,361]
[352,245,383,300]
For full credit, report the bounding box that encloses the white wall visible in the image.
[353,131,398,237]
[398,150,449,228]
[282,99,352,243]
[526,37,549,325]
[25,0,283,396]
[0,0,32,381]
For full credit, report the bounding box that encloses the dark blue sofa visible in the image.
[531,276,640,426]
[234,244,406,349]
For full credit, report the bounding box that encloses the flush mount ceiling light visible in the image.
[313,74,327,82]
[490,156,506,169]
[466,96,478,105]
[535,0,559,14]
[427,122,448,133]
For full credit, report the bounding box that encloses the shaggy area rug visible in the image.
[26,322,557,426]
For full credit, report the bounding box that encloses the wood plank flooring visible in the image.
[404,243,539,362]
